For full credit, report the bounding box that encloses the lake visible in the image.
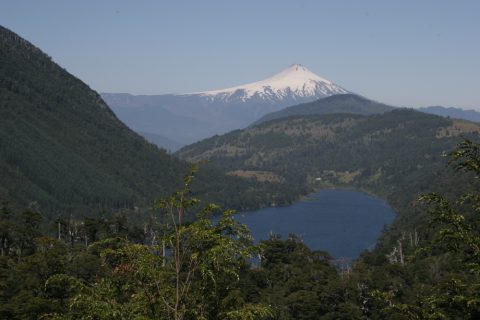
[235,189,395,260]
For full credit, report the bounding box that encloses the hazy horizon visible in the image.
[1,0,479,109]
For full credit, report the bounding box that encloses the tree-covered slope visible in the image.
[0,26,277,216]
[178,109,480,227]
[2,139,479,319]
[0,26,191,213]
[252,94,395,126]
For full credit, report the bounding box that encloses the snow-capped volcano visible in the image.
[102,64,352,148]
[192,64,349,102]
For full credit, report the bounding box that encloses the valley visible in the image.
[178,108,480,207]
[178,107,480,258]
[1,11,480,319]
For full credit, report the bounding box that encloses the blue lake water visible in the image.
[235,189,395,260]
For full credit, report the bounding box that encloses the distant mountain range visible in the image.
[109,101,208,150]
[6,21,480,217]
[419,106,480,122]
[139,131,183,153]
[102,64,349,149]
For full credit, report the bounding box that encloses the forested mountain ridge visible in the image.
[252,93,395,125]
[2,24,480,320]
[0,25,190,213]
[178,109,480,234]
[0,26,276,216]
[2,139,479,319]
[177,111,480,319]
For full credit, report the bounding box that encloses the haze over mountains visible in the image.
[3,21,478,225]
[0,26,276,214]
[0,25,186,213]
[3,20,477,217]
[103,63,480,152]
[102,64,350,149]
[419,106,480,122]
[3,21,480,319]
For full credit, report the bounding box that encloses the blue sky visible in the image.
[1,0,479,108]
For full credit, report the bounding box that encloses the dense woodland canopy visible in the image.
[178,110,480,249]
[1,139,480,319]
[1,25,480,319]
[0,25,285,217]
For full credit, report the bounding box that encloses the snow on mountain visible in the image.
[102,64,351,147]
[188,64,349,102]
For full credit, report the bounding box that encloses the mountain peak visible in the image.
[193,64,349,100]
[105,64,351,146]
[285,63,314,74]
[267,64,333,86]
[288,63,307,71]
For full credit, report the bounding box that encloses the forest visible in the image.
[1,139,479,319]
[177,110,480,250]
[0,25,289,217]
[1,23,479,320]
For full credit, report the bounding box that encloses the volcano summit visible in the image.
[102,64,350,148]
[193,64,348,103]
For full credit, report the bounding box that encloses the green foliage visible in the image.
[3,25,480,318]
[178,110,480,254]
[62,170,272,320]
[448,138,480,174]
[359,139,480,319]
[2,140,480,319]
[224,304,274,320]
[237,235,342,319]
[411,139,480,317]
[0,26,276,217]
[0,25,187,215]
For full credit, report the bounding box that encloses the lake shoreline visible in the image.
[236,189,396,260]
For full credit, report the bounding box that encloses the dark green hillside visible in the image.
[178,109,480,233]
[0,26,274,215]
[253,93,395,125]
[0,26,188,213]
